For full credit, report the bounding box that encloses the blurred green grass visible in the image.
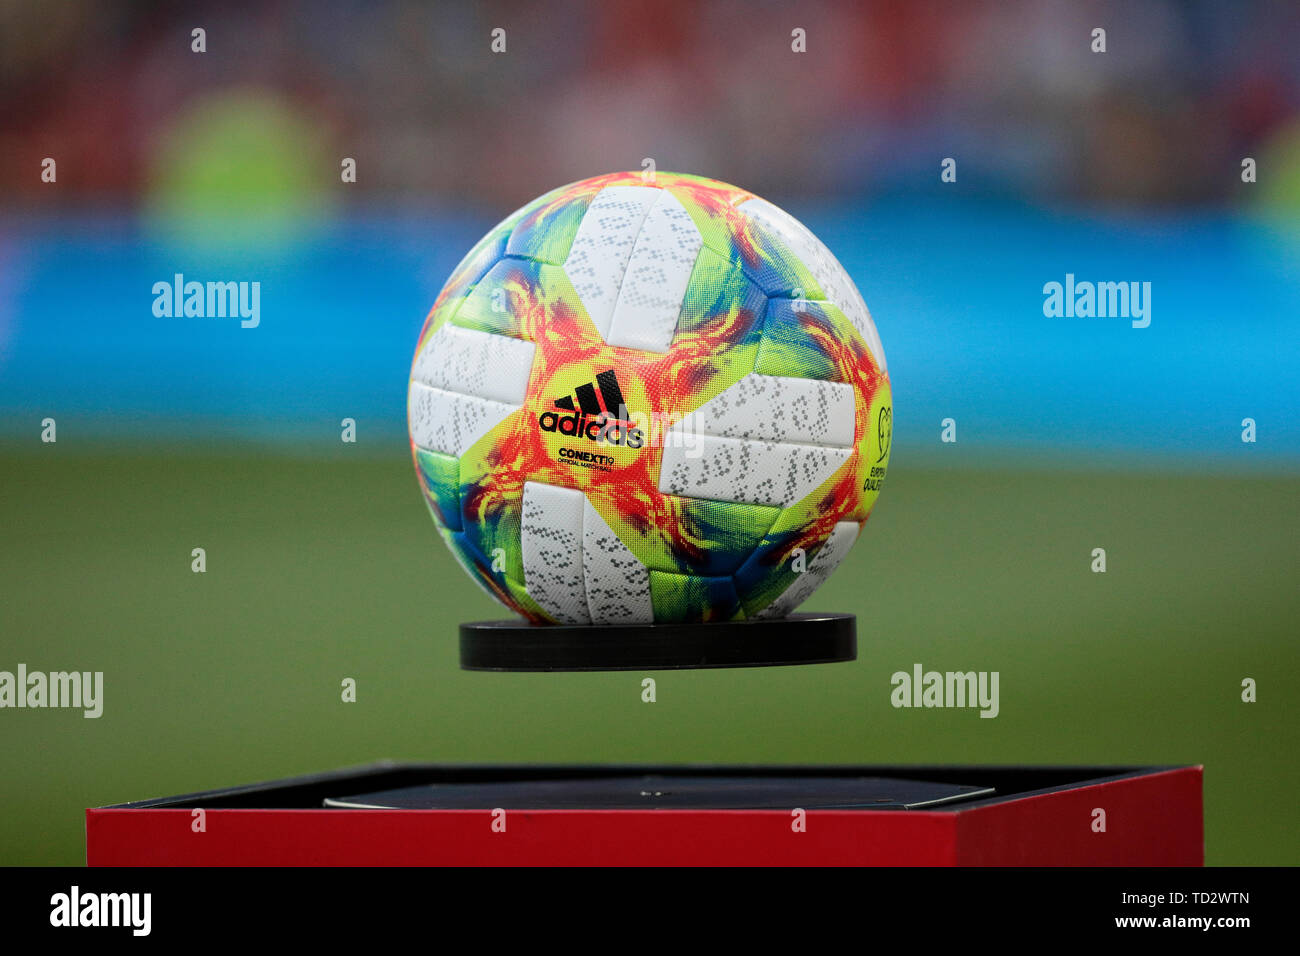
[1,443,1296,865]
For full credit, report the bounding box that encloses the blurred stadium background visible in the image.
[1,0,1297,865]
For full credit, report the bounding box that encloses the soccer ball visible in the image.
[408,172,891,625]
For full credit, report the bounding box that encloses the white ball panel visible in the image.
[521,481,591,624]
[658,433,851,508]
[411,322,536,405]
[604,188,703,354]
[677,373,855,448]
[408,381,518,457]
[581,500,654,624]
[562,185,660,340]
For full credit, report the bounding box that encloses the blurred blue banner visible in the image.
[2,198,1297,467]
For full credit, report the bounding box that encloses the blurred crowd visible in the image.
[1,0,1298,209]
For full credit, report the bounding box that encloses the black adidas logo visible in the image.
[538,369,645,448]
[555,369,627,418]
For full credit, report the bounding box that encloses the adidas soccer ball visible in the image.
[408,172,891,625]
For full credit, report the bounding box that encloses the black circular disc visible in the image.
[459,613,856,672]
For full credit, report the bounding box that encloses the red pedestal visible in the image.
[86,763,1203,866]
